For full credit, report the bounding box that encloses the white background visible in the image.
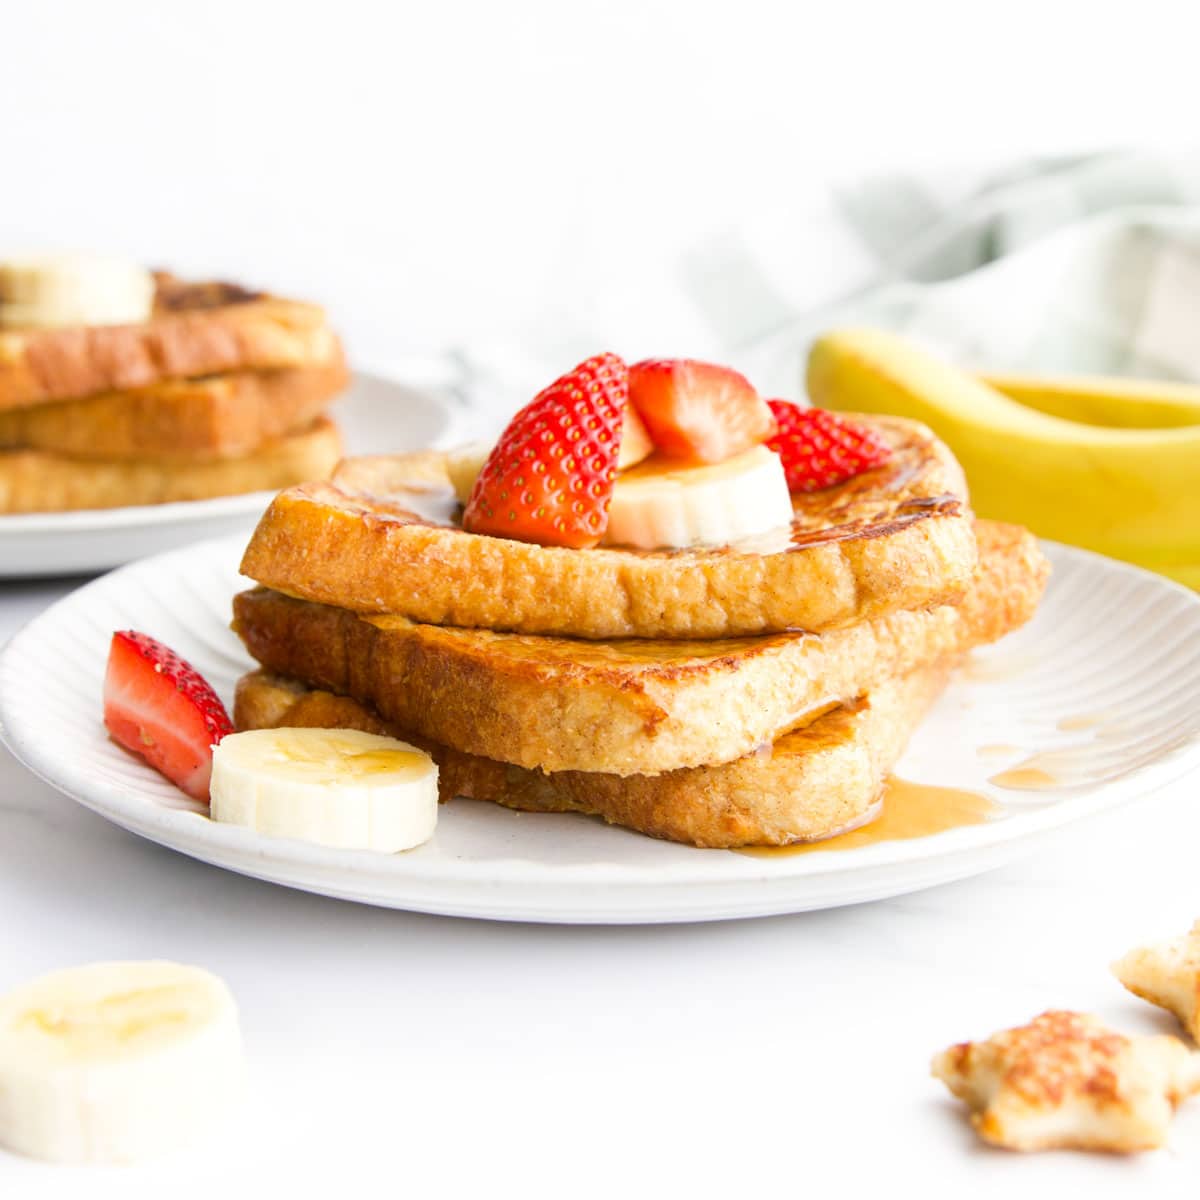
[4,0,1199,367]
[6,2,1200,1196]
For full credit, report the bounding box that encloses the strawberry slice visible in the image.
[463,353,629,548]
[103,631,233,801]
[765,401,893,492]
[628,358,776,463]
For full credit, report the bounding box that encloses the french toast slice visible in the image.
[0,274,337,411]
[0,360,348,460]
[240,415,977,639]
[232,521,1048,775]
[234,662,953,848]
[0,416,342,514]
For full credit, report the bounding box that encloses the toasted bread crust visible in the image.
[0,275,336,410]
[234,664,951,847]
[0,416,342,513]
[0,359,348,459]
[240,416,978,638]
[232,521,1048,774]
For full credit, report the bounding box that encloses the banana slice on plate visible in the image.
[603,443,794,550]
[210,727,439,852]
[0,253,155,330]
[0,961,243,1164]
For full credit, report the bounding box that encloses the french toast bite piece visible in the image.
[1114,921,1200,1041]
[932,1010,1200,1153]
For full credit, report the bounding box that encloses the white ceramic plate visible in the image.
[0,370,463,579]
[2,537,1199,924]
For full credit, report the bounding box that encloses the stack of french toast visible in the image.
[229,352,1049,848]
[0,255,346,513]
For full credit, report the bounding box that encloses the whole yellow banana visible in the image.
[807,329,1200,571]
[982,372,1200,430]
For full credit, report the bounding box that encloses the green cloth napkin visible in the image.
[684,149,1200,396]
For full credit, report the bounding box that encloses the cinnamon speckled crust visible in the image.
[238,415,978,639]
[231,521,1047,775]
[0,357,348,460]
[1113,921,1200,1042]
[234,664,950,848]
[0,275,337,411]
[932,1011,1200,1153]
[0,416,342,514]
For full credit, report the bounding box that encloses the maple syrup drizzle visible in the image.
[1057,712,1109,732]
[737,775,998,857]
[989,764,1060,790]
[977,743,1021,760]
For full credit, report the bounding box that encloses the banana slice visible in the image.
[210,727,439,851]
[0,253,154,330]
[618,402,654,469]
[603,444,794,550]
[446,441,493,506]
[0,961,243,1164]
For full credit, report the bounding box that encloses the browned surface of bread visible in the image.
[0,416,342,514]
[0,275,337,411]
[0,359,348,459]
[232,520,1048,775]
[932,1010,1200,1153]
[238,415,978,639]
[234,663,952,848]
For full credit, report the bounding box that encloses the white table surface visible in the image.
[2,576,1200,1198]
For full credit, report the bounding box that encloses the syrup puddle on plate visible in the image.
[959,652,1039,684]
[1057,712,1110,732]
[737,776,999,858]
[977,743,1021,760]
[989,751,1064,790]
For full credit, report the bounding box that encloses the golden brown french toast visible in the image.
[0,274,337,411]
[239,414,978,639]
[232,520,1047,775]
[234,662,952,848]
[0,416,342,514]
[0,360,348,460]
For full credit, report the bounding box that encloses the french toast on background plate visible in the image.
[0,417,342,514]
[0,361,348,459]
[0,258,347,513]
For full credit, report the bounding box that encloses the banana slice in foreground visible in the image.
[0,253,155,330]
[603,443,794,550]
[210,727,439,852]
[0,961,243,1164]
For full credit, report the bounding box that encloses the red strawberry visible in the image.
[463,353,629,548]
[766,401,893,492]
[103,631,233,802]
[628,358,776,463]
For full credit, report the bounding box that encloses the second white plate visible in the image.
[0,370,462,578]
[1,535,1199,923]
